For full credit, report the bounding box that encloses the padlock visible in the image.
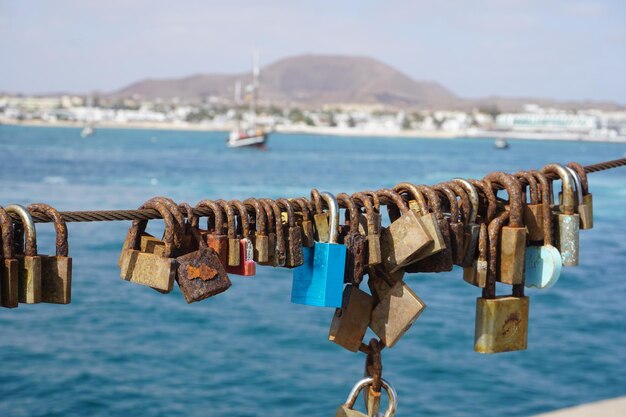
[441,181,473,267]
[516,171,544,242]
[258,200,278,266]
[568,162,593,229]
[377,189,433,273]
[409,185,454,273]
[291,192,346,308]
[244,198,270,263]
[393,182,446,262]
[6,204,42,304]
[335,377,397,417]
[474,210,529,354]
[277,198,304,268]
[311,188,330,243]
[525,174,562,289]
[195,200,229,266]
[293,198,315,247]
[119,199,177,292]
[352,192,382,266]
[262,199,287,267]
[542,163,579,267]
[214,200,240,267]
[27,204,72,304]
[565,166,593,231]
[483,172,527,285]
[434,185,465,266]
[368,266,426,347]
[176,202,200,255]
[452,179,481,267]
[225,200,256,276]
[463,223,488,287]
[0,206,19,308]
[328,285,374,352]
[469,179,497,226]
[174,204,231,303]
[337,194,366,285]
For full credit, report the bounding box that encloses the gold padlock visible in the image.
[474,210,529,354]
[6,204,42,304]
[28,204,72,304]
[328,285,374,352]
[0,206,19,308]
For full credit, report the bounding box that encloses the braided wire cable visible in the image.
[6,158,625,224]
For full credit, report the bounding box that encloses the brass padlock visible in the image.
[393,182,446,262]
[568,162,593,229]
[277,198,304,268]
[293,198,315,248]
[542,163,579,266]
[174,204,231,303]
[352,192,382,266]
[338,194,366,285]
[335,377,397,417]
[328,285,374,352]
[311,188,330,243]
[517,171,544,242]
[196,200,229,266]
[368,266,426,348]
[474,210,529,354]
[119,199,177,292]
[0,206,19,308]
[377,189,433,273]
[244,198,270,263]
[7,204,42,304]
[28,204,72,304]
[463,223,488,287]
[483,172,527,285]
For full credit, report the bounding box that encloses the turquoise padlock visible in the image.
[291,191,346,307]
[525,170,562,289]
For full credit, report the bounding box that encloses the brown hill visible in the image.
[111,54,458,108]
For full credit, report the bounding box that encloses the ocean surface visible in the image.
[0,124,625,417]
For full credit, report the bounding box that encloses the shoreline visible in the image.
[2,119,626,144]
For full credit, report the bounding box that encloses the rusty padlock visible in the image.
[469,179,497,226]
[226,200,256,276]
[377,189,433,273]
[28,204,72,304]
[258,200,278,266]
[352,192,382,266]
[7,204,42,304]
[452,179,481,267]
[195,200,229,266]
[277,198,304,268]
[337,194,366,285]
[262,199,287,267]
[293,197,316,247]
[474,210,529,354]
[565,166,593,231]
[483,172,527,285]
[244,198,270,263]
[215,200,240,267]
[311,188,330,243]
[434,185,465,267]
[0,206,19,308]
[328,284,374,352]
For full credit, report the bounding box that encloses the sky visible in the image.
[1,0,625,103]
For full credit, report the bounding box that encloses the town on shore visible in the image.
[2,94,626,143]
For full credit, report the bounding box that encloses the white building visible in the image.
[496,112,599,132]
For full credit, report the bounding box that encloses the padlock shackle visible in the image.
[216,200,238,239]
[565,167,584,207]
[310,188,324,215]
[344,377,398,417]
[415,185,443,220]
[515,171,540,205]
[530,171,555,247]
[0,206,15,258]
[453,179,479,224]
[145,197,185,248]
[244,198,268,238]
[433,185,460,224]
[320,192,340,244]
[482,172,524,228]
[393,183,428,214]
[178,202,207,250]
[196,200,225,235]
[337,193,359,234]
[567,162,589,195]
[469,179,497,224]
[6,204,38,256]
[351,192,379,235]
[541,163,576,214]
[27,203,69,257]
[231,200,252,238]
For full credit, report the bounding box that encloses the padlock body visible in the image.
[366,234,382,266]
[119,249,176,292]
[474,296,529,354]
[524,204,544,242]
[583,193,593,228]
[300,219,315,247]
[407,217,453,273]
[463,259,488,288]
[328,286,373,352]
[555,213,580,266]
[335,405,368,417]
[578,203,593,230]
[1,259,19,308]
[176,247,231,303]
[41,255,72,304]
[252,234,269,263]
[461,223,480,268]
[291,242,346,307]
[225,239,256,276]
[344,233,366,285]
[370,281,426,348]
[17,255,42,304]
[498,226,526,285]
[314,213,330,243]
[414,213,446,262]
[380,212,432,273]
[227,238,241,266]
[449,221,465,266]
[202,233,229,267]
[525,245,562,289]
[285,226,304,267]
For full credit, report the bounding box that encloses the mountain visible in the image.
[111,54,459,108]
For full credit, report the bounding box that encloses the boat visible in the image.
[494,137,509,149]
[227,53,268,149]
[80,124,95,138]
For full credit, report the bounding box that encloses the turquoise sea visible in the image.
[0,124,625,417]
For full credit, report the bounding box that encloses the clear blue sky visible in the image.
[1,0,625,102]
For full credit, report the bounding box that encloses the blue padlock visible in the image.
[291,191,346,307]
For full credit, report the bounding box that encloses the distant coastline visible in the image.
[3,119,626,144]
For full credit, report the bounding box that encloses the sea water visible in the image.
[0,124,624,417]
